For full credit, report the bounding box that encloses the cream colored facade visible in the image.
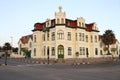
[31,6,100,59]
[18,6,120,59]
[18,34,32,56]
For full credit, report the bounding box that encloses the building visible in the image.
[18,6,120,59]
[18,34,33,56]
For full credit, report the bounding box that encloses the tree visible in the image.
[3,42,12,52]
[21,47,31,58]
[2,42,12,65]
[12,47,18,54]
[102,30,115,55]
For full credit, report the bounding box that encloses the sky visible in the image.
[0,0,120,47]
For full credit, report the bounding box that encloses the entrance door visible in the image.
[58,45,64,58]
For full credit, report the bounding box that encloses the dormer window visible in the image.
[67,21,70,26]
[47,22,49,27]
[79,22,81,27]
[57,18,60,24]
[61,18,64,24]
[52,21,55,26]
[82,23,84,27]
[34,35,36,43]
[95,35,97,43]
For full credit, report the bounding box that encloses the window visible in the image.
[67,32,71,40]
[43,34,45,41]
[47,32,49,41]
[100,50,103,55]
[82,23,84,27]
[68,47,72,55]
[100,42,102,48]
[52,21,55,26]
[51,47,55,56]
[57,30,64,40]
[86,35,88,42]
[61,18,64,24]
[34,48,36,56]
[57,18,60,24]
[95,48,98,55]
[51,32,55,41]
[79,22,81,27]
[29,42,32,48]
[67,21,70,26]
[47,22,49,27]
[91,35,93,42]
[44,46,46,56]
[79,33,81,41]
[95,35,97,42]
[83,47,85,55]
[34,35,36,43]
[82,33,84,41]
[79,47,85,55]
[80,47,82,55]
[76,33,77,40]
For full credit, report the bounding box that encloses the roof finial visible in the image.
[59,6,62,12]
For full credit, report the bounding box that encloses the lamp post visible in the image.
[5,50,8,65]
[10,37,13,54]
[4,44,8,65]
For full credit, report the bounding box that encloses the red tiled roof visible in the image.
[66,19,77,27]
[85,23,94,31]
[34,23,43,30]
[20,34,33,44]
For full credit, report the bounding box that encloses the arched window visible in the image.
[95,35,97,42]
[57,30,64,40]
[68,47,72,55]
[34,35,36,43]
[86,35,88,42]
[82,23,84,27]
[91,35,93,42]
[95,48,98,55]
[34,48,36,56]
[79,22,81,27]
[51,47,55,56]
[57,18,60,24]
[29,42,32,48]
[61,18,64,24]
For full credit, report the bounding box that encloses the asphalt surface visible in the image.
[0,58,120,80]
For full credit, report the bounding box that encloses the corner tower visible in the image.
[55,6,66,24]
[31,23,43,58]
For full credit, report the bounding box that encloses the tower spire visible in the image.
[59,6,62,12]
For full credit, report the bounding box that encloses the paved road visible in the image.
[0,58,120,80]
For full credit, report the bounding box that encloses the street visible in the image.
[0,58,120,80]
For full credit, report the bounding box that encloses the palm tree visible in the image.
[3,42,12,65]
[102,30,115,55]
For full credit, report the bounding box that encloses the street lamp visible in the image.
[10,37,13,54]
[5,46,8,65]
